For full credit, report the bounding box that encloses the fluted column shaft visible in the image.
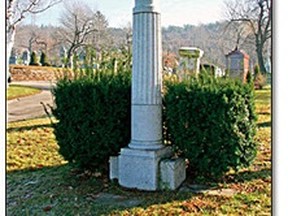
[129,0,163,150]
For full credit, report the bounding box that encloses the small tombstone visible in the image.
[59,46,67,67]
[78,51,86,68]
[22,50,30,65]
[59,46,67,58]
[9,54,17,65]
[264,50,271,74]
[178,47,204,79]
[200,63,224,77]
[9,48,18,65]
[225,47,250,82]
[78,51,86,62]
[264,50,271,84]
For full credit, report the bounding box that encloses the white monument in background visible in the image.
[22,49,30,65]
[109,0,186,191]
[178,47,204,79]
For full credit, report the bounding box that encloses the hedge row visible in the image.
[52,70,257,180]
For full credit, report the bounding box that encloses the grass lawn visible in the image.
[6,87,271,215]
[7,85,41,100]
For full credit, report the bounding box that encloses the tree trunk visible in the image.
[256,37,267,74]
[7,25,16,83]
[7,0,15,83]
[65,48,74,69]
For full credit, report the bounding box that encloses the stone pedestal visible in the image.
[118,147,172,190]
[160,158,186,190]
[109,0,186,191]
[109,156,119,180]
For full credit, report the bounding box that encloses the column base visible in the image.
[109,147,187,191]
[116,147,172,191]
[128,140,163,150]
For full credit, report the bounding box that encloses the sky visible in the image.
[23,0,226,28]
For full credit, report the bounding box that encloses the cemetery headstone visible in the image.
[264,49,271,84]
[9,54,17,65]
[178,47,204,79]
[22,50,30,65]
[225,47,250,82]
[59,46,67,67]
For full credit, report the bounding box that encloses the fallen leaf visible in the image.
[43,205,52,212]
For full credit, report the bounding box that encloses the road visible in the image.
[7,81,56,122]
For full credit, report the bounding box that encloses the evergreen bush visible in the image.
[163,73,258,180]
[40,52,50,66]
[246,70,253,84]
[52,62,257,180]
[253,64,266,89]
[52,68,131,172]
[29,51,40,66]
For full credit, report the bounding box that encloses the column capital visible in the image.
[134,0,160,13]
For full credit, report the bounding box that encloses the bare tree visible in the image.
[14,24,60,65]
[57,1,108,68]
[6,0,62,77]
[25,26,47,52]
[89,11,110,51]
[224,0,272,73]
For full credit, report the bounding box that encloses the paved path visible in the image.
[7,81,56,122]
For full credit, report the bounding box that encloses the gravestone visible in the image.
[59,46,67,67]
[264,49,271,83]
[200,63,224,77]
[225,47,250,82]
[22,50,30,65]
[9,54,17,65]
[109,0,186,191]
[79,51,86,62]
[178,47,204,79]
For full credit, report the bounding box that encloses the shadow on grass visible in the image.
[258,111,271,115]
[7,122,53,133]
[7,162,271,215]
[11,83,54,91]
[257,121,271,128]
[223,168,271,184]
[6,163,194,215]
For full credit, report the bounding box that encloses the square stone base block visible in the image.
[110,147,187,191]
[117,147,172,191]
[160,158,186,190]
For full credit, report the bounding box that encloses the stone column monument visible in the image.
[110,0,186,191]
[129,0,163,151]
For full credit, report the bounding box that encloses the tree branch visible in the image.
[9,0,62,27]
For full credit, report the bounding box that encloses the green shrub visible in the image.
[52,68,131,172]
[246,70,253,84]
[254,73,266,90]
[40,52,50,66]
[29,51,40,66]
[163,73,258,180]
[52,62,257,180]
[253,64,266,89]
